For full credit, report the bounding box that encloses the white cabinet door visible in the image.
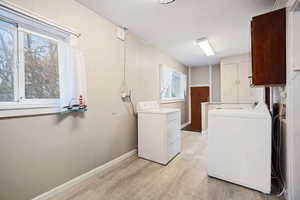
[238,62,252,103]
[221,64,238,103]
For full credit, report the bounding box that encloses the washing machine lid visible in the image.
[209,103,271,119]
[138,108,180,114]
[137,101,160,112]
[208,109,271,119]
[137,101,180,114]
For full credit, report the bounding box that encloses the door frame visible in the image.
[188,65,213,125]
[286,1,300,200]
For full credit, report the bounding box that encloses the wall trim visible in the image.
[32,149,137,200]
[181,121,190,129]
[190,84,210,87]
[209,65,213,102]
[286,2,300,199]
[188,67,191,125]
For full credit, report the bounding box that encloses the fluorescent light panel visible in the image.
[159,0,176,4]
[197,38,215,56]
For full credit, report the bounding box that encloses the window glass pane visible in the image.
[171,72,181,98]
[24,33,59,99]
[0,23,16,102]
[160,66,185,100]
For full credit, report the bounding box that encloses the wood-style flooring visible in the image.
[48,131,283,200]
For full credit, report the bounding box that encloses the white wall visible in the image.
[127,34,189,124]
[190,65,221,103]
[190,66,209,85]
[0,1,189,200]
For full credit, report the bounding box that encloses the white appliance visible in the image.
[137,101,181,165]
[208,103,272,193]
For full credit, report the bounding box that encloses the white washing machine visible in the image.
[208,103,272,193]
[137,101,181,165]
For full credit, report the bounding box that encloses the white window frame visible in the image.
[0,21,18,106]
[19,28,61,105]
[0,21,63,116]
[159,65,187,103]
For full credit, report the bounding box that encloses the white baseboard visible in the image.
[201,130,208,135]
[32,149,137,200]
[181,121,190,129]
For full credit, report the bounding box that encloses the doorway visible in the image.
[191,87,210,132]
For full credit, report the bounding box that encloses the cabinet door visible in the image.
[221,64,238,103]
[251,8,286,85]
[238,62,252,103]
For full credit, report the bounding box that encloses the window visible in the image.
[160,65,187,102]
[24,32,60,100]
[0,19,62,113]
[0,21,17,102]
[0,2,86,118]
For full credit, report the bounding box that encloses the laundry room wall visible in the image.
[211,64,221,102]
[190,66,210,85]
[0,1,189,200]
[190,65,221,102]
[126,34,189,124]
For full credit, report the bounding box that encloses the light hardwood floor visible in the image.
[49,131,283,200]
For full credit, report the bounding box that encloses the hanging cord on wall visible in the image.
[123,28,128,85]
[120,27,136,116]
[128,89,136,116]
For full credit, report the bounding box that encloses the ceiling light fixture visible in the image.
[196,38,215,56]
[159,0,176,4]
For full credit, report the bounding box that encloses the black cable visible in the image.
[269,110,286,197]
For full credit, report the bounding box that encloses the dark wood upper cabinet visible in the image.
[251,8,286,86]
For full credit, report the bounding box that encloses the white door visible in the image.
[221,64,238,103]
[238,62,252,103]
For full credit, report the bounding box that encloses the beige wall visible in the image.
[190,66,209,85]
[190,65,221,102]
[0,1,188,200]
[127,34,189,123]
[211,64,221,102]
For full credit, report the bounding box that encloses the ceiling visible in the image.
[76,0,275,67]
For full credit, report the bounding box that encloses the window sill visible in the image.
[160,99,185,104]
[0,105,60,118]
